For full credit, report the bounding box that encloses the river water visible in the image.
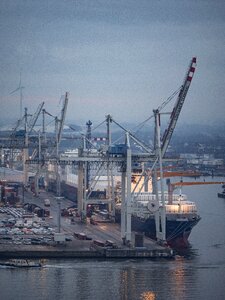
[0,178,225,300]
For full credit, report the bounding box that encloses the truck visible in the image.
[54,233,65,242]
[44,199,50,207]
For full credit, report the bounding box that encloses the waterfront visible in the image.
[0,179,225,300]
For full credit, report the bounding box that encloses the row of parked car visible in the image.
[0,207,28,218]
[0,205,56,245]
[0,235,53,245]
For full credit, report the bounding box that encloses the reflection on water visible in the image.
[175,246,199,259]
[0,251,224,300]
[0,258,200,300]
[140,291,156,300]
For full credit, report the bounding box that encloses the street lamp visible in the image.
[55,196,64,233]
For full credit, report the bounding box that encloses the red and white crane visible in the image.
[153,57,197,243]
[161,57,197,157]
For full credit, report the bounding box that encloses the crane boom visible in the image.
[157,170,201,178]
[57,92,69,144]
[28,102,45,134]
[167,179,224,204]
[161,57,197,157]
[171,181,225,187]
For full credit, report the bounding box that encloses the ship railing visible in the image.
[165,204,197,214]
[133,192,187,202]
[131,200,198,214]
[131,205,197,215]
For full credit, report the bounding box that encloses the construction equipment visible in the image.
[152,57,197,243]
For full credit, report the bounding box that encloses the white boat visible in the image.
[0,259,42,268]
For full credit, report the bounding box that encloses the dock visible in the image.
[0,220,174,259]
[0,185,174,259]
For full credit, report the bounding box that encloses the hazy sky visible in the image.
[0,0,225,128]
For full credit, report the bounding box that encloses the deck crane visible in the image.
[161,57,197,157]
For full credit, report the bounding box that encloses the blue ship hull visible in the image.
[115,210,201,248]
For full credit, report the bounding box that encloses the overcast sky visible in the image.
[0,0,225,129]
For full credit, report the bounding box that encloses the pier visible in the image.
[0,208,174,259]
[0,183,174,259]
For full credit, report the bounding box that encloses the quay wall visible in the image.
[0,247,174,259]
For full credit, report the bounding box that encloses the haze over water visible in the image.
[0,177,225,300]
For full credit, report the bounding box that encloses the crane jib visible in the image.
[161,57,197,156]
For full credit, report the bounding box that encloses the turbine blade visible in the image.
[10,87,20,94]
[19,71,21,87]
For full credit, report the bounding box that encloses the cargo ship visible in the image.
[115,192,201,248]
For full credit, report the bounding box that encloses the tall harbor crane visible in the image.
[57,92,69,151]
[161,57,197,157]
[152,57,197,243]
[24,94,69,195]
[54,93,69,196]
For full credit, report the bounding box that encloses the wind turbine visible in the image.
[10,71,25,119]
